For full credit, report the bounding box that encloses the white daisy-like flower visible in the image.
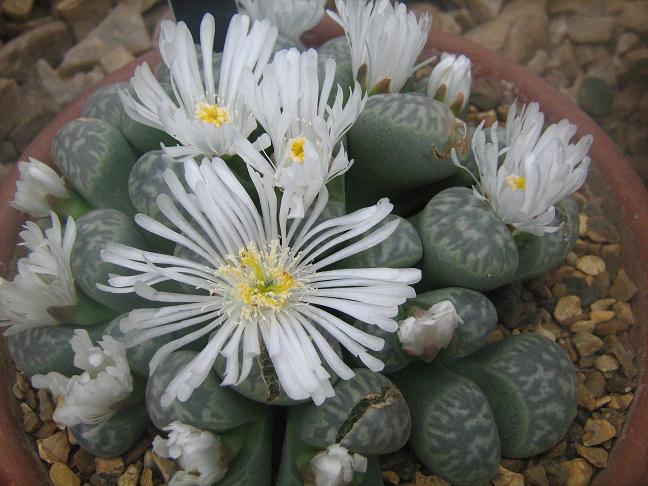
[329,0,433,93]
[0,213,76,336]
[99,157,420,406]
[236,0,327,44]
[309,444,368,486]
[454,102,592,236]
[153,421,228,486]
[426,53,472,115]
[11,158,69,218]
[398,300,460,362]
[31,329,133,427]
[238,47,366,218]
[120,13,278,158]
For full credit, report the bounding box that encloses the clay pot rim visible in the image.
[0,28,647,486]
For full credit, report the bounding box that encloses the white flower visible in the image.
[310,444,368,486]
[238,47,366,218]
[329,0,433,93]
[236,0,326,43]
[120,14,278,158]
[0,213,76,336]
[426,53,471,114]
[11,158,69,218]
[454,102,592,236]
[398,300,460,362]
[31,329,133,427]
[99,157,420,406]
[153,421,228,486]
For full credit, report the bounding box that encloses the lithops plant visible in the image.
[1,2,594,485]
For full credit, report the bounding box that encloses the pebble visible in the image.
[554,296,582,323]
[38,431,70,464]
[95,457,125,477]
[562,458,593,486]
[572,332,604,357]
[575,255,606,276]
[413,471,450,486]
[608,393,634,411]
[605,335,637,378]
[118,463,141,486]
[73,448,97,477]
[569,320,596,333]
[50,462,81,486]
[100,46,135,74]
[590,298,615,311]
[1,0,35,20]
[576,444,609,468]
[37,389,55,422]
[33,421,58,439]
[523,464,549,486]
[21,402,41,433]
[585,371,607,398]
[139,468,154,486]
[583,419,616,446]
[594,319,629,336]
[594,354,620,373]
[613,301,634,323]
[578,77,614,118]
[492,466,525,486]
[382,470,400,485]
[609,270,638,302]
[567,16,616,43]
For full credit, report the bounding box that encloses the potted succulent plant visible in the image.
[0,1,647,485]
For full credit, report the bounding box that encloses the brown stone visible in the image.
[563,458,593,486]
[382,470,400,485]
[567,16,616,44]
[493,466,525,486]
[38,431,70,464]
[618,1,648,33]
[590,298,615,311]
[608,393,633,411]
[613,301,634,324]
[118,463,142,486]
[0,21,70,82]
[37,389,55,422]
[21,403,41,433]
[583,418,616,446]
[576,444,609,468]
[139,468,154,486]
[1,0,34,20]
[0,78,21,140]
[616,32,640,55]
[413,471,450,485]
[605,335,637,378]
[585,370,606,397]
[554,296,582,323]
[100,46,135,74]
[33,420,58,439]
[96,457,125,476]
[59,3,151,75]
[572,332,603,357]
[55,0,114,41]
[609,270,638,302]
[594,354,619,373]
[524,464,549,486]
[594,319,629,336]
[577,382,597,411]
[74,448,97,477]
[575,255,605,276]
[50,462,81,486]
[123,436,152,466]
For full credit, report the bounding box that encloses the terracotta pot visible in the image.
[1,23,647,486]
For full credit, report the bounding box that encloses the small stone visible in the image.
[590,298,615,311]
[50,462,81,486]
[594,319,629,336]
[413,471,450,486]
[554,296,582,323]
[527,49,550,75]
[589,310,615,323]
[38,431,70,464]
[616,32,640,55]
[151,452,175,482]
[585,370,606,397]
[579,77,613,119]
[587,217,621,243]
[575,255,605,276]
[96,457,125,476]
[33,421,58,439]
[613,301,634,324]
[0,78,21,139]
[618,1,648,33]
[139,468,154,486]
[493,466,525,486]
[595,354,619,373]
[500,458,525,473]
[1,0,34,20]
[55,0,114,41]
[572,332,603,357]
[567,16,616,43]
[382,470,400,485]
[544,439,567,459]
[524,464,549,486]
[609,270,638,302]
[100,46,135,73]
[74,448,97,476]
[583,419,616,446]
[123,436,153,466]
[37,389,55,422]
[562,459,593,486]
[67,428,78,446]
[534,323,557,341]
[0,21,70,82]
[605,335,637,378]
[577,382,597,411]
[21,403,41,433]
[608,393,633,411]
[118,463,142,486]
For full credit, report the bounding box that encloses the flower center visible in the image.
[505,174,526,191]
[219,243,299,314]
[287,137,307,163]
[195,102,231,127]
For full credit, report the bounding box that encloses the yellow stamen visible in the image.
[506,174,526,191]
[288,137,307,163]
[195,102,231,127]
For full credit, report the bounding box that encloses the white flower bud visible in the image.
[310,444,368,486]
[427,52,472,114]
[11,158,69,218]
[398,300,460,361]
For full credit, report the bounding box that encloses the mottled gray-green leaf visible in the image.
[146,350,264,431]
[120,106,178,154]
[81,83,130,128]
[72,209,148,312]
[391,361,500,486]
[52,117,137,214]
[8,322,107,377]
[297,369,410,455]
[340,214,423,269]
[408,287,497,360]
[317,36,354,103]
[416,187,518,291]
[353,308,410,374]
[347,93,460,194]
[72,404,148,458]
[515,197,579,281]
[448,333,578,458]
